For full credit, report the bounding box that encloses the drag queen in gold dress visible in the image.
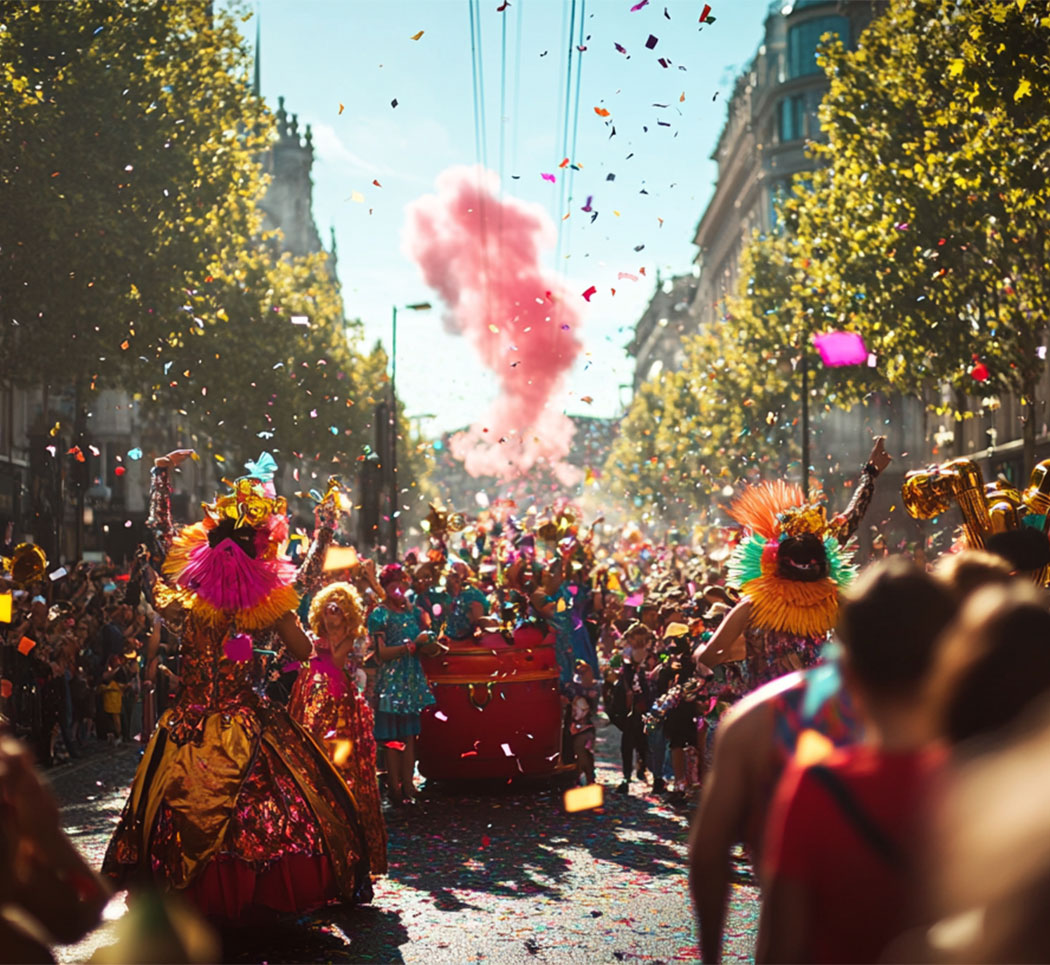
[289,581,388,875]
[102,450,372,923]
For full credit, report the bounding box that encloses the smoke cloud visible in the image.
[403,166,583,482]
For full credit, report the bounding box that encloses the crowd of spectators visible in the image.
[0,547,179,768]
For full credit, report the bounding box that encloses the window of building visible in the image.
[787,15,849,78]
[778,94,806,142]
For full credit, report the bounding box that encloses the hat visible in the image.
[31,595,46,606]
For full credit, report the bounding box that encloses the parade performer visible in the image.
[368,564,436,806]
[439,560,490,641]
[696,437,890,687]
[102,450,372,924]
[289,581,387,875]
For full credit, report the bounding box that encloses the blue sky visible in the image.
[251,0,774,433]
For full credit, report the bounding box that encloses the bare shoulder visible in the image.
[717,671,806,749]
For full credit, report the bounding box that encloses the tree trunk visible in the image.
[1023,371,1037,480]
[953,387,968,461]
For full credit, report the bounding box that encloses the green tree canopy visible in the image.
[790,0,1050,470]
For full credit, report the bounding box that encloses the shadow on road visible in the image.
[380,724,691,911]
[221,905,410,964]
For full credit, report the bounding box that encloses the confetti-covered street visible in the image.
[52,724,760,963]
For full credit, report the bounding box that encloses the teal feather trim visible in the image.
[728,535,766,587]
[825,536,857,588]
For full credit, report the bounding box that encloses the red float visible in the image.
[417,626,572,781]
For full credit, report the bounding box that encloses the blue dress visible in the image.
[545,585,575,691]
[443,585,489,639]
[367,604,436,740]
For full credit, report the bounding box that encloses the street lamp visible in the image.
[388,301,432,561]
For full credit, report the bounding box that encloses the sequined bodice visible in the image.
[174,612,258,715]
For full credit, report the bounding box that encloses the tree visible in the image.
[0,1,270,396]
[789,0,1050,472]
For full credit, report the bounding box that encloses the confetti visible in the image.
[630,0,649,10]
[541,172,556,183]
[391,98,398,108]
[18,636,36,656]
[812,331,868,366]
[127,447,143,460]
[338,103,345,114]
[0,680,11,699]
[323,546,360,571]
[564,783,604,812]
[410,29,424,40]
[0,594,10,623]
[645,34,658,49]
[594,106,610,117]
[581,286,597,301]
[699,3,712,23]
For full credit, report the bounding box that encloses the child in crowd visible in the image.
[615,622,654,793]
[564,658,600,786]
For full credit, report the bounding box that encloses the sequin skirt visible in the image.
[101,698,372,924]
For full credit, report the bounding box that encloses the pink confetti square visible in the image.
[812,331,868,367]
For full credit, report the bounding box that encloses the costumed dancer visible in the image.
[102,450,372,924]
[368,564,436,806]
[289,581,387,875]
[696,437,890,688]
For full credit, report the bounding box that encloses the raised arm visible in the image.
[148,449,195,555]
[826,436,891,546]
[296,484,348,595]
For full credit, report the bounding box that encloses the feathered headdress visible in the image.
[159,452,298,629]
[725,482,856,638]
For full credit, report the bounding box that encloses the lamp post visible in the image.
[388,302,431,561]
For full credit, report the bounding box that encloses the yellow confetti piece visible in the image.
[0,593,11,623]
[331,739,354,766]
[795,728,834,767]
[1015,78,1031,100]
[351,191,365,203]
[323,545,360,572]
[564,783,603,812]
[411,29,424,40]
[489,324,500,333]
[948,58,964,77]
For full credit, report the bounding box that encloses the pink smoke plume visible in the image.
[403,166,583,482]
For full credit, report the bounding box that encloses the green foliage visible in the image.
[793,0,1050,468]
[0,1,404,496]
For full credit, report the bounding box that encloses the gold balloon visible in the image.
[988,501,1021,534]
[1022,460,1050,521]
[10,543,47,587]
[902,459,992,548]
